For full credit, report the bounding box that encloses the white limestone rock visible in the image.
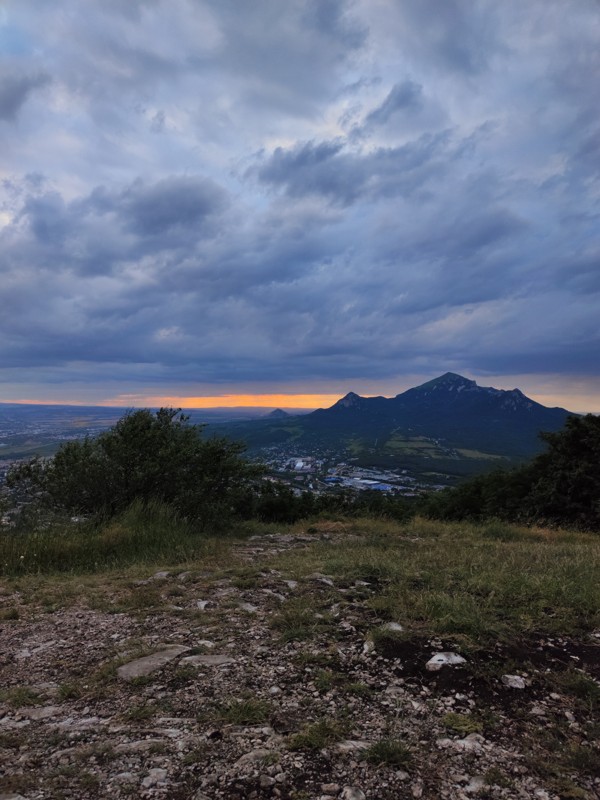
[501,674,526,689]
[426,652,467,671]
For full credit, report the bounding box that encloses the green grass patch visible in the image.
[271,597,335,642]
[441,712,483,735]
[121,703,157,723]
[269,517,600,646]
[344,682,374,698]
[313,669,346,692]
[0,686,42,707]
[0,500,235,576]
[293,650,342,669]
[287,717,348,751]
[214,698,272,725]
[58,681,85,702]
[365,738,412,768]
[548,669,600,712]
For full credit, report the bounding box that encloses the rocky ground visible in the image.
[1,525,599,799]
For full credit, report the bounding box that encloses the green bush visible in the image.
[421,415,600,530]
[8,408,259,526]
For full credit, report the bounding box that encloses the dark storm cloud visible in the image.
[118,177,228,237]
[365,81,424,127]
[253,131,456,206]
[0,71,50,121]
[0,0,599,403]
[20,192,68,244]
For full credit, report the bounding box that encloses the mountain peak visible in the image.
[334,391,363,409]
[265,408,290,419]
[405,372,477,396]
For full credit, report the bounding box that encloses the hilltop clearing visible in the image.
[1,518,599,799]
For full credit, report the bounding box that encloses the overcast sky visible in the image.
[1,0,599,410]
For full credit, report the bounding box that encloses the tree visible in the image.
[8,408,260,526]
[526,414,600,528]
[421,414,600,530]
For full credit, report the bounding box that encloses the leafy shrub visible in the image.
[421,415,600,530]
[8,408,259,526]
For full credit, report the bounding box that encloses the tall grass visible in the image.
[2,511,599,646]
[0,500,230,575]
[274,517,600,645]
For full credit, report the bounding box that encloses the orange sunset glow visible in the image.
[106,393,345,409]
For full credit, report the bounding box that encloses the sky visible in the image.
[1,0,599,412]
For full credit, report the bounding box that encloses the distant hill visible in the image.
[209,373,574,477]
[265,408,291,420]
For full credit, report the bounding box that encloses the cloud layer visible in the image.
[1,0,599,406]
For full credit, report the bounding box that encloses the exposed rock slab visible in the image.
[117,645,190,680]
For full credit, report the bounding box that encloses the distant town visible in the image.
[258,443,450,497]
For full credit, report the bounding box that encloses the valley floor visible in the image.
[1,520,599,800]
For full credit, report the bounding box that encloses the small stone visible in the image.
[269,686,282,695]
[334,740,370,753]
[465,776,486,793]
[455,734,485,752]
[501,674,526,689]
[341,787,366,800]
[114,772,136,784]
[396,770,410,781]
[308,572,334,586]
[239,602,259,613]
[152,570,170,580]
[321,784,340,794]
[426,652,467,671]
[284,580,298,590]
[235,748,273,766]
[380,622,404,633]
[411,782,423,799]
[196,600,209,610]
[141,767,167,788]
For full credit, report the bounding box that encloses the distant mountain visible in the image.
[312,372,571,456]
[265,408,291,419]
[210,373,574,477]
